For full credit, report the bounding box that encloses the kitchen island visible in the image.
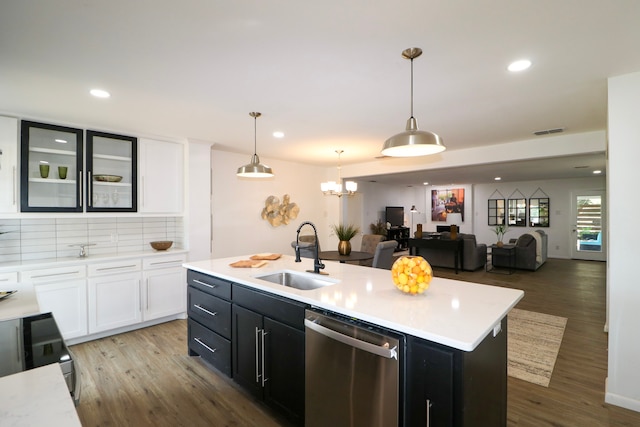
[184,255,524,426]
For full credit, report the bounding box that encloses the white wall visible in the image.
[606,71,640,412]
[473,177,605,257]
[209,150,329,258]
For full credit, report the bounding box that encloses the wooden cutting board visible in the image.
[229,260,268,268]
[250,253,282,260]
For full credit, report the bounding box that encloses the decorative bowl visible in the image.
[150,241,173,251]
[94,174,123,182]
[391,256,432,295]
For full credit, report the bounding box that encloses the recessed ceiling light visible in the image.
[508,59,532,72]
[273,131,284,138]
[593,170,602,174]
[90,89,111,98]
[494,177,502,181]
[54,139,67,144]
[423,182,429,185]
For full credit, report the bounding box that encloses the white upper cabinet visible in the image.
[139,138,184,213]
[0,116,19,213]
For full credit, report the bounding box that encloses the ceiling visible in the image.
[1,1,636,185]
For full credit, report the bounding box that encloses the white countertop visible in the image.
[0,364,82,427]
[184,254,524,351]
[0,282,40,321]
[0,248,188,274]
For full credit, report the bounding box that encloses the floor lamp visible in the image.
[410,205,418,237]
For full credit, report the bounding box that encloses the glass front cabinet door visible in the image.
[20,121,84,212]
[20,121,137,212]
[86,130,137,212]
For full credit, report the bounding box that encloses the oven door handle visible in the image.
[304,318,398,360]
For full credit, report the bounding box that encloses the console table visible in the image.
[408,238,463,274]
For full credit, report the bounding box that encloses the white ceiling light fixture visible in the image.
[273,131,284,138]
[237,112,274,178]
[381,47,445,157]
[508,59,532,72]
[321,150,357,197]
[90,88,111,98]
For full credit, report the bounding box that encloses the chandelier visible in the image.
[321,150,357,197]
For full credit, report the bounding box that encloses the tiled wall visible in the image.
[0,217,184,262]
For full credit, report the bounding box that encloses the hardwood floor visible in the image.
[71,259,640,426]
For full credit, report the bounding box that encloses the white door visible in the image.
[34,279,88,340]
[142,267,185,321]
[88,272,141,333]
[571,190,606,261]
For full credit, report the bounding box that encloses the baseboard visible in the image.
[605,378,640,413]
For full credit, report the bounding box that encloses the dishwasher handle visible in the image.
[304,318,398,360]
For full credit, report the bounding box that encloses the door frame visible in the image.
[570,190,606,261]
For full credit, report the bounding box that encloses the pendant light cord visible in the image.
[410,57,414,119]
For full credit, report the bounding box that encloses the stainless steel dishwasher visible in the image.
[304,309,404,427]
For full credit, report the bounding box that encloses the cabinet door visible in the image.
[86,130,137,212]
[406,337,455,427]
[232,303,264,399]
[20,120,83,212]
[142,266,185,321]
[264,316,305,425]
[0,116,18,213]
[34,279,88,340]
[139,138,184,213]
[88,272,141,333]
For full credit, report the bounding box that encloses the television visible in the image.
[385,206,404,228]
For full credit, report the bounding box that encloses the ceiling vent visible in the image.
[533,127,565,136]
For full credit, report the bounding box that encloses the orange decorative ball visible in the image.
[391,256,433,295]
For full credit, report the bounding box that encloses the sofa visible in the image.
[410,233,487,272]
[493,230,548,271]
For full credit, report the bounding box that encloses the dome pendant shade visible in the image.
[237,112,274,178]
[237,153,274,177]
[382,47,445,157]
[382,117,445,157]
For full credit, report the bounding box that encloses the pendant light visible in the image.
[237,112,274,178]
[381,47,445,157]
[321,150,358,197]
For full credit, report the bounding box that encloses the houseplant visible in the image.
[331,223,360,255]
[369,219,387,236]
[492,224,509,247]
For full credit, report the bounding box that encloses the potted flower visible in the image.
[331,223,360,255]
[492,224,509,247]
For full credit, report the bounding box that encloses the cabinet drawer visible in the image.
[22,265,86,283]
[88,259,142,277]
[143,254,186,270]
[187,270,231,300]
[233,284,306,331]
[188,286,231,339]
[0,271,18,283]
[188,318,231,377]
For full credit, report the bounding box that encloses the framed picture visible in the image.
[431,188,465,222]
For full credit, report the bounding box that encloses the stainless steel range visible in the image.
[0,312,80,404]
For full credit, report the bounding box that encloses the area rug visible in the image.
[508,308,568,387]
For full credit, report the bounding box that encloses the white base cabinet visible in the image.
[22,265,88,340]
[88,272,142,333]
[142,255,186,321]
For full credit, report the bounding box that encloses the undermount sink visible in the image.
[255,270,339,291]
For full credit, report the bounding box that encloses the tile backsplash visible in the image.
[0,217,184,262]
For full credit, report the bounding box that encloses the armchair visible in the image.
[290,235,320,259]
[359,234,386,266]
[493,230,547,271]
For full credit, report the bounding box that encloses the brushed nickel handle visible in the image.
[255,327,260,383]
[193,304,217,317]
[194,337,217,354]
[193,279,216,289]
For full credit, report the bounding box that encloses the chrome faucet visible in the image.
[294,221,325,274]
